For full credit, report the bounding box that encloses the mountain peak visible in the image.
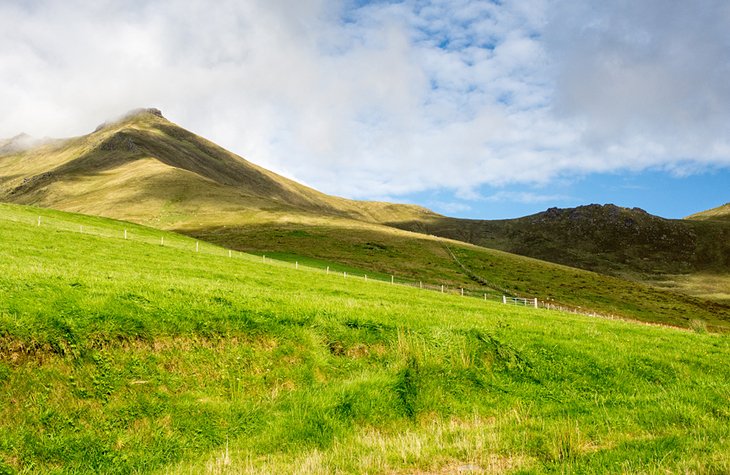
[125,107,164,119]
[94,108,166,132]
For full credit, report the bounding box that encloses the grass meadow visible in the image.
[1,204,730,473]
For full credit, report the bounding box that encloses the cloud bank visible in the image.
[1,0,728,201]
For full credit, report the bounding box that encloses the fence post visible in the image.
[263,255,265,263]
[326,266,329,275]
[461,288,464,296]
[196,241,199,252]
[502,295,507,304]
[441,285,444,293]
[295,261,298,269]
[344,271,347,278]
[484,293,487,301]
[391,275,394,284]
[37,216,41,226]
[364,275,367,281]
[534,298,538,308]
[229,250,232,258]
[124,229,127,240]
[419,281,422,289]
[161,237,164,246]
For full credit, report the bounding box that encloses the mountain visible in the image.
[0,108,435,227]
[686,202,730,222]
[388,204,730,279]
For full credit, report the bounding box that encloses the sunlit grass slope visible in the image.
[686,202,730,222]
[2,205,730,474]
[191,219,730,330]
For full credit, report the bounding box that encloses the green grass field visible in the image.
[2,204,730,473]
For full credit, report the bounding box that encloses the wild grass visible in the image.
[649,273,730,305]
[2,204,730,473]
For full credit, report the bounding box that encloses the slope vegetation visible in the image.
[2,204,730,474]
[687,202,730,222]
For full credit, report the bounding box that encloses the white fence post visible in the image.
[295,261,298,269]
[502,295,507,304]
[229,250,232,258]
[195,241,199,252]
[534,298,538,308]
[419,281,422,289]
[484,293,487,301]
[161,237,164,246]
[441,285,444,293]
[326,266,329,274]
[461,288,464,296]
[364,275,368,281]
[37,216,41,226]
[344,271,347,278]
[391,275,394,284]
[124,229,127,240]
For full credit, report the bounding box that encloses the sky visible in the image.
[1,0,729,220]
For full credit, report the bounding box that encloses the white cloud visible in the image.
[1,0,728,202]
[484,191,571,204]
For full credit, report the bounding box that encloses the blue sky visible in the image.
[1,0,728,220]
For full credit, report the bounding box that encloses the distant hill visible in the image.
[686,202,730,222]
[388,203,730,279]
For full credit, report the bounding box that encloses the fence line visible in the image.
[2,209,620,321]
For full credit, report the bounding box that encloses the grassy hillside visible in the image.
[2,204,730,474]
[687,202,730,222]
[5,203,730,331]
[183,217,730,330]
